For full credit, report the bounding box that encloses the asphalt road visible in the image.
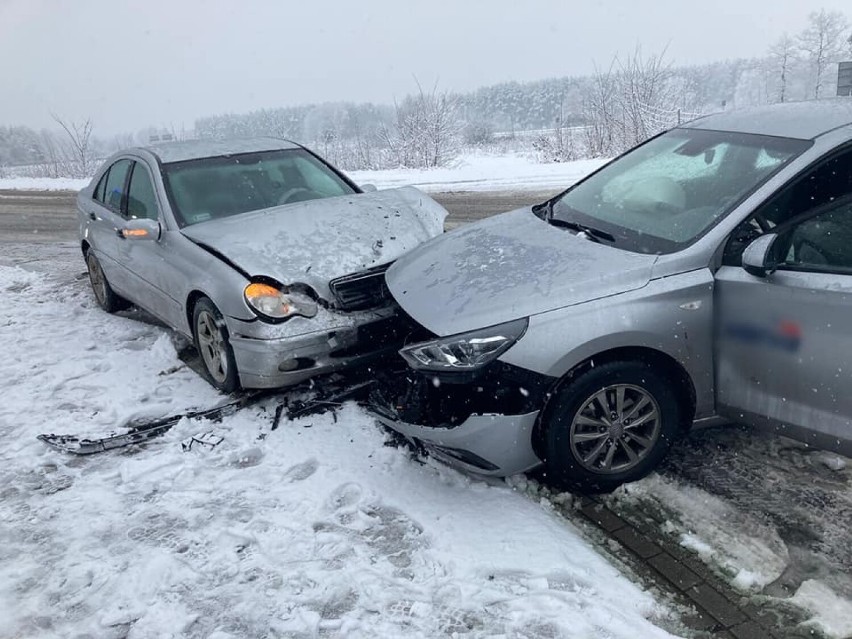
[0,189,557,244]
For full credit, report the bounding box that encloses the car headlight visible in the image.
[244,282,318,321]
[399,318,528,372]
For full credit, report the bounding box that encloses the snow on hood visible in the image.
[386,208,658,336]
[180,186,446,300]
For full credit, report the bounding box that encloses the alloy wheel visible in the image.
[569,383,662,474]
[196,310,228,383]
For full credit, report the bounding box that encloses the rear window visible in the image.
[161,149,357,227]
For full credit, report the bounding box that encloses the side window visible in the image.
[103,159,132,212]
[723,147,852,266]
[126,162,159,220]
[760,149,852,227]
[293,156,350,195]
[774,198,852,272]
[93,170,109,203]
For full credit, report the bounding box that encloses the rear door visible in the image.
[715,146,852,454]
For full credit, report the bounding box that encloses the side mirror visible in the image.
[361,184,378,193]
[741,233,778,278]
[118,218,161,241]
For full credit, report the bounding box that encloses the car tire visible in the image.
[542,360,683,493]
[85,250,130,313]
[192,297,240,393]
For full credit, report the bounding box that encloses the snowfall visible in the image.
[2,153,851,638]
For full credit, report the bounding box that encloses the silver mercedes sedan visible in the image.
[77,138,446,392]
[371,99,852,491]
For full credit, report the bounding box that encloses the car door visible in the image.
[88,158,133,294]
[117,160,184,326]
[715,146,852,454]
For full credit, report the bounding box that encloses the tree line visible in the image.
[1,9,849,177]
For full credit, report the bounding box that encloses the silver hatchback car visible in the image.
[77,138,446,391]
[372,99,852,491]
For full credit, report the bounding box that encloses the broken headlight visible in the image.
[399,318,528,372]
[244,282,317,322]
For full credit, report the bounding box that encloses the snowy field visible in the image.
[0,154,609,194]
[348,155,609,193]
[0,247,677,638]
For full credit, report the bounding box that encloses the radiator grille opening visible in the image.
[329,263,392,311]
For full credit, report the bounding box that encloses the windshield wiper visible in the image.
[547,216,615,243]
[536,199,616,243]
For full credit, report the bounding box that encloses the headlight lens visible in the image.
[244,282,318,321]
[399,318,528,371]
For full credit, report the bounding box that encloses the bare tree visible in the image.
[381,81,462,168]
[797,9,850,98]
[615,47,677,146]
[770,33,798,102]
[582,61,619,157]
[582,47,683,157]
[51,115,95,177]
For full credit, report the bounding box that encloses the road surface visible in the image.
[0,189,557,244]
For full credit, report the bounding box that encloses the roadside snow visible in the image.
[792,580,852,638]
[617,475,789,590]
[0,253,676,638]
[0,154,608,194]
[0,176,90,191]
[348,154,609,193]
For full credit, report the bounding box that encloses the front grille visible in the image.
[329,263,392,311]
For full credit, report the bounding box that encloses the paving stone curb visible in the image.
[561,495,821,639]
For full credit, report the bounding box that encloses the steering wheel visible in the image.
[278,187,313,205]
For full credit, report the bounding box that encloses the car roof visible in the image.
[138,137,301,164]
[682,98,852,140]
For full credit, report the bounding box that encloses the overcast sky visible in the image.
[1,0,849,135]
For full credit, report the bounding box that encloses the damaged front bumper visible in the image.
[369,362,554,476]
[227,306,415,388]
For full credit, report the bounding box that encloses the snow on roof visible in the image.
[684,98,852,140]
[142,137,301,163]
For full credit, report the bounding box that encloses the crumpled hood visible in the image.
[386,208,658,336]
[181,186,446,300]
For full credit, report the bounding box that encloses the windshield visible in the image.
[550,128,811,254]
[162,148,357,226]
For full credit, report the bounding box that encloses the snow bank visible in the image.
[0,176,90,191]
[0,254,676,638]
[792,580,852,638]
[348,153,609,192]
[618,475,789,589]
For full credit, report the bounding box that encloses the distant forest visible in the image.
[2,9,850,176]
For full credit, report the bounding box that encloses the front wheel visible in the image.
[192,297,240,393]
[542,361,683,492]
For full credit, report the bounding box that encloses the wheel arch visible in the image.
[531,345,697,460]
[185,290,211,335]
[81,239,90,256]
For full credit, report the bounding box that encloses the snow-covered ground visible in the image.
[0,154,609,194]
[347,155,609,193]
[0,248,677,638]
[0,176,91,191]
